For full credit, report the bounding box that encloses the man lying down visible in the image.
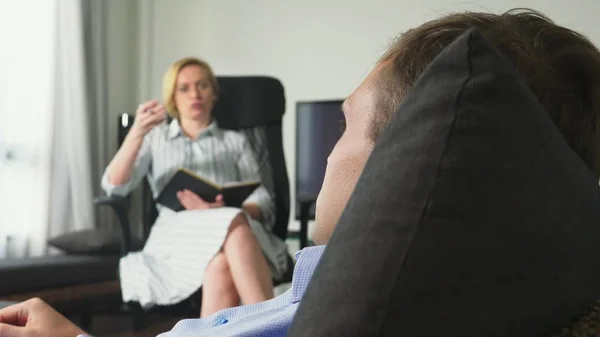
[2,7,600,337]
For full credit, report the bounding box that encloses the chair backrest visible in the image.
[119,76,290,241]
[212,76,290,240]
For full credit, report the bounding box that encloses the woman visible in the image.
[101,57,288,317]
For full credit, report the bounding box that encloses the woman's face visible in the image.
[174,64,216,122]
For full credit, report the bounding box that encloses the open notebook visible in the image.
[156,168,260,211]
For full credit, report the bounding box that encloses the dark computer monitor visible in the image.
[295,99,344,220]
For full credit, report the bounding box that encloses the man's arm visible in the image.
[0,298,87,337]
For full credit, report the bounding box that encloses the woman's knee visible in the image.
[205,252,232,282]
[224,215,255,246]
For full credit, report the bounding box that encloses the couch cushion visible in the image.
[288,29,600,337]
[48,229,124,255]
[0,255,119,295]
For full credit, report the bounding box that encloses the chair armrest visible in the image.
[93,195,133,255]
[93,194,129,207]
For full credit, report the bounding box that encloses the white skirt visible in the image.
[118,207,289,308]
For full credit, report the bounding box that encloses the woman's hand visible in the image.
[177,189,224,210]
[129,100,167,140]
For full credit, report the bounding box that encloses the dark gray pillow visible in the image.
[48,229,127,255]
[288,29,600,337]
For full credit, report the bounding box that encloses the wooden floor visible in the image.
[73,313,185,337]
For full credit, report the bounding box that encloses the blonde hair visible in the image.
[162,57,219,118]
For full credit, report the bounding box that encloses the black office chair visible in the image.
[94,76,293,328]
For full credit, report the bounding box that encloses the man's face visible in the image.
[311,64,385,245]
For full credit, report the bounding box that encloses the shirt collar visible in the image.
[291,245,327,303]
[168,119,221,140]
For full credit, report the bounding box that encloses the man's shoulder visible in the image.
[289,245,327,300]
[161,287,298,337]
[159,246,328,337]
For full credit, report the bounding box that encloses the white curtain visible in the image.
[0,0,95,257]
[82,0,120,235]
[44,0,96,255]
[0,0,57,257]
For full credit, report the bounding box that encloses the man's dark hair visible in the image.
[372,8,600,177]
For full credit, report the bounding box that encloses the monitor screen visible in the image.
[295,99,344,219]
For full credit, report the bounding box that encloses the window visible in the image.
[0,0,57,257]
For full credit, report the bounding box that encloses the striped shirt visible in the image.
[101,119,274,223]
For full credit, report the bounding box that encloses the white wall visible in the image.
[137,0,600,231]
[106,0,141,120]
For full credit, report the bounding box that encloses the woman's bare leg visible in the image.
[200,252,240,317]
[222,213,274,304]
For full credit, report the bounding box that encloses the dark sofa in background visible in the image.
[0,254,120,327]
